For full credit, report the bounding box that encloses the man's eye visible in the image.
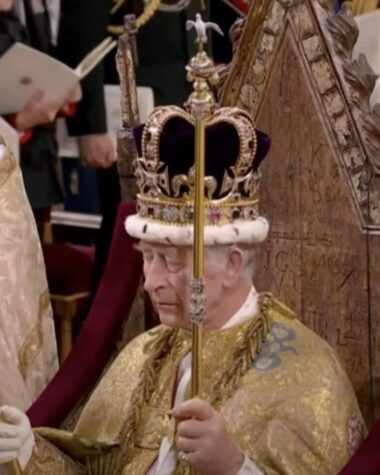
[166,260,182,272]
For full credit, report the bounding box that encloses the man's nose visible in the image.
[143,256,166,293]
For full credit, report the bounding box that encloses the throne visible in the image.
[218,0,380,424]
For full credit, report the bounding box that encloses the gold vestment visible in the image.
[0,139,58,410]
[25,294,364,475]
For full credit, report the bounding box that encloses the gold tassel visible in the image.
[115,328,177,474]
[209,294,270,409]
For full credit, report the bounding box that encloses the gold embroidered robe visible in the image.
[0,139,58,410]
[24,295,364,475]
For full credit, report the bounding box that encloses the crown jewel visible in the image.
[133,105,263,226]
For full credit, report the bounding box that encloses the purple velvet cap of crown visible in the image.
[133,116,270,199]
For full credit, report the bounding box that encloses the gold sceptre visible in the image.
[185,14,223,475]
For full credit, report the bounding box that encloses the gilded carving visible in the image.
[116,34,139,128]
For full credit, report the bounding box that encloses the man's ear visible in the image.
[223,248,244,288]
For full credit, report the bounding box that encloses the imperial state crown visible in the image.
[125,15,271,246]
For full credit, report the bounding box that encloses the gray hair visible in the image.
[205,244,256,283]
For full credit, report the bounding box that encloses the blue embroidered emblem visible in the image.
[252,323,298,371]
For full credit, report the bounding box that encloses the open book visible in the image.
[0,37,116,115]
[0,116,19,162]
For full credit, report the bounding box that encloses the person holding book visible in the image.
[57,0,116,170]
[56,0,118,307]
[0,0,80,235]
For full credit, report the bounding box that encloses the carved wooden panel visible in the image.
[255,32,372,421]
[220,0,380,423]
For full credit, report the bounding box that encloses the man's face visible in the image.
[0,0,14,11]
[139,242,225,329]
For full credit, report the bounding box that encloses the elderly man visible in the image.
[0,24,364,475]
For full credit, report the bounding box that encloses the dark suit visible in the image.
[56,1,115,296]
[56,0,110,136]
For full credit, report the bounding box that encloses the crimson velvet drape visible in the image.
[27,202,143,427]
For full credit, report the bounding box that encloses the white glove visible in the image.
[0,406,35,469]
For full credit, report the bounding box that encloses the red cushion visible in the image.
[27,202,142,427]
[43,244,94,295]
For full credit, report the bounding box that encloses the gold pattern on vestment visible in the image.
[0,138,58,410]
[25,295,364,475]
[18,290,50,380]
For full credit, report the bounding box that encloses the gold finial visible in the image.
[185,14,224,120]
